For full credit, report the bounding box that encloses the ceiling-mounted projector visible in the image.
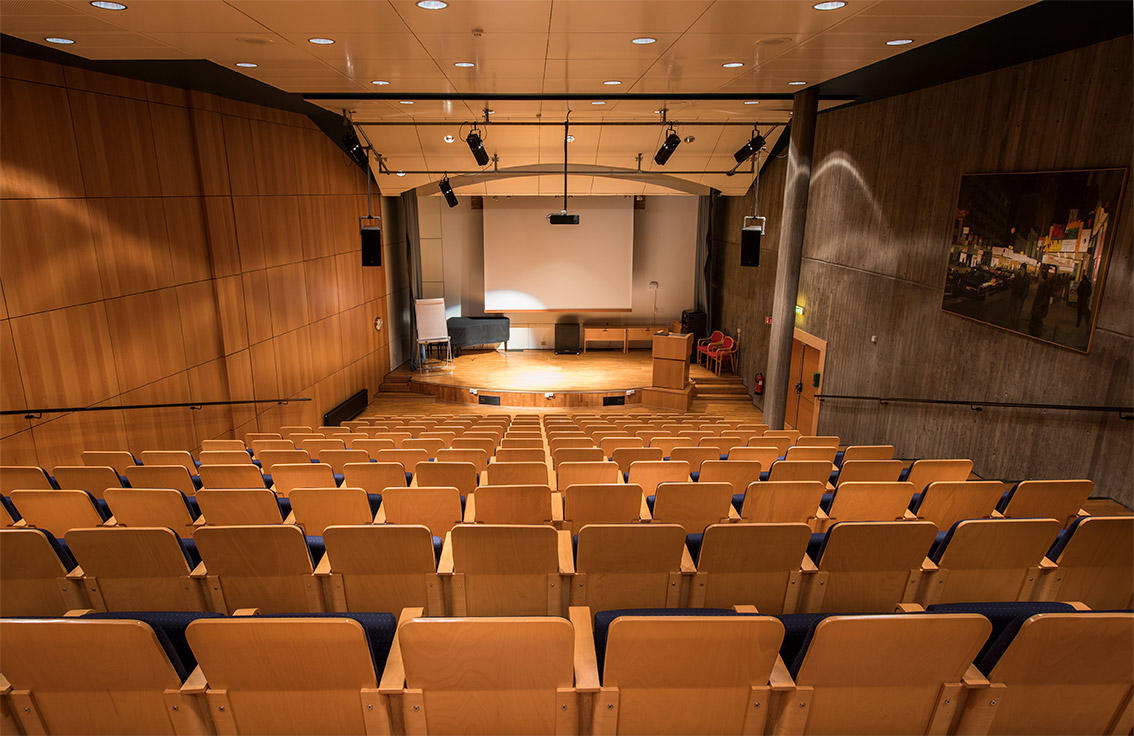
[548,211,580,225]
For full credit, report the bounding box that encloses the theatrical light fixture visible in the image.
[308,37,334,45]
[812,1,846,9]
[466,128,490,166]
[439,177,458,208]
[886,38,913,45]
[548,116,579,225]
[733,130,766,164]
[235,62,258,68]
[342,131,367,167]
[631,37,656,44]
[45,37,74,44]
[90,1,127,9]
[654,127,681,166]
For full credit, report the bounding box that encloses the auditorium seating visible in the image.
[3,409,1130,736]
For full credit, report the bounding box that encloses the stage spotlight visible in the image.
[342,131,367,167]
[439,176,459,208]
[733,132,766,164]
[466,129,490,166]
[654,128,681,166]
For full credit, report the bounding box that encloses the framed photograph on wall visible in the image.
[942,168,1127,353]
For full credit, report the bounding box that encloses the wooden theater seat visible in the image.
[650,481,738,533]
[767,460,832,485]
[999,479,1093,527]
[485,460,550,487]
[442,524,572,616]
[689,522,812,613]
[377,487,464,537]
[8,489,106,537]
[551,447,603,469]
[738,481,826,524]
[255,449,309,474]
[802,521,938,612]
[104,488,198,537]
[918,518,1061,605]
[201,439,245,452]
[64,526,209,611]
[913,481,1006,529]
[414,461,477,495]
[195,489,284,526]
[1,617,212,734]
[821,481,916,528]
[270,462,336,497]
[668,447,720,473]
[784,445,837,463]
[904,458,974,490]
[320,524,442,614]
[466,485,560,525]
[600,436,644,458]
[198,449,254,466]
[572,523,689,610]
[797,435,839,447]
[0,527,83,616]
[289,487,376,535]
[123,464,197,496]
[318,449,370,474]
[1041,516,1134,609]
[186,615,393,734]
[627,460,691,494]
[198,463,267,489]
[343,461,408,492]
[562,483,649,534]
[193,524,323,613]
[435,448,490,472]
[611,447,663,474]
[392,616,582,734]
[0,465,54,492]
[139,450,197,476]
[494,447,546,464]
[557,460,620,489]
[592,613,785,735]
[51,465,122,499]
[839,444,895,463]
[835,459,904,485]
[698,459,762,495]
[81,451,138,476]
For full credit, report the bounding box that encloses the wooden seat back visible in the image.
[785,445,837,463]
[201,439,245,452]
[486,461,550,487]
[826,481,916,524]
[797,435,839,447]
[698,460,762,496]
[377,449,430,474]
[763,429,801,443]
[563,484,646,534]
[574,523,687,610]
[249,439,295,457]
[1001,479,1093,527]
[927,518,1061,605]
[1046,516,1134,609]
[404,438,445,458]
[81,451,137,476]
[51,465,122,499]
[380,487,463,536]
[767,460,831,484]
[342,461,408,492]
[692,522,811,612]
[198,450,254,466]
[600,436,644,458]
[349,438,396,458]
[651,481,735,534]
[726,446,780,466]
[739,481,825,524]
[194,524,322,613]
[840,445,895,463]
[915,481,1006,529]
[195,489,283,526]
[104,488,197,537]
[139,450,196,476]
[627,460,691,494]
[123,464,197,496]
[323,524,441,614]
[0,465,54,493]
[435,448,490,472]
[317,449,369,474]
[271,462,335,497]
[198,464,266,490]
[610,447,663,474]
[449,524,563,616]
[809,521,938,612]
[470,485,555,525]
[289,487,374,535]
[0,528,73,616]
[668,446,719,471]
[494,447,546,464]
[557,461,620,489]
[836,459,903,485]
[65,526,207,611]
[414,461,478,495]
[551,447,603,469]
[9,489,104,537]
[905,458,973,490]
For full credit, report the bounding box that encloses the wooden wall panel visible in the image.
[0,55,394,466]
[0,77,84,199]
[0,198,103,315]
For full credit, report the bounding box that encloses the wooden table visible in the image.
[583,325,665,353]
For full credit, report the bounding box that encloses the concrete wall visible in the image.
[418,194,699,349]
[715,36,1133,505]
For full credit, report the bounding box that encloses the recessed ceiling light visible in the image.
[886,38,913,45]
[812,1,846,9]
[744,100,760,105]
[399,100,415,104]
[591,100,606,105]
[722,61,744,68]
[566,135,575,142]
[396,171,406,176]
[371,80,390,85]
[653,109,663,114]
[486,109,495,114]
[443,135,455,143]
[454,61,475,68]
[90,1,127,9]
[235,62,258,68]
[416,0,448,8]
[45,37,75,44]
[788,81,807,85]
[631,37,656,45]
[308,37,334,45]
[603,80,621,86]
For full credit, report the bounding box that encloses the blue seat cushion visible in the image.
[178,538,202,568]
[366,493,383,516]
[645,495,655,512]
[267,612,398,674]
[261,473,273,487]
[926,601,1077,674]
[833,450,845,468]
[685,533,704,565]
[593,608,737,679]
[828,470,839,486]
[190,475,202,491]
[432,536,443,563]
[94,498,111,518]
[690,471,699,482]
[1046,516,1085,561]
[306,536,325,566]
[1,494,22,521]
[46,531,78,570]
[732,493,745,512]
[623,471,630,483]
[898,466,911,482]
[80,611,224,680]
[47,473,61,490]
[276,497,291,517]
[405,472,414,485]
[778,613,837,677]
[820,492,834,513]
[996,482,1021,513]
[806,532,826,563]
[759,471,770,482]
[928,524,959,563]
[333,473,344,486]
[908,491,925,513]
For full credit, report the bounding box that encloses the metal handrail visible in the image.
[2,398,310,420]
[815,394,1132,418]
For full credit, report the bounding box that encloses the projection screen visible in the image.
[483,196,634,311]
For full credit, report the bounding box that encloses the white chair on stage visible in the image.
[414,297,453,373]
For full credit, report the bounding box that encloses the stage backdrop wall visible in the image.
[713,36,1133,506]
[0,52,406,468]
[419,194,698,349]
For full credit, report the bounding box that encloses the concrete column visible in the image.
[764,88,819,430]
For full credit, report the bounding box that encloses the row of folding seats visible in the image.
[3,603,1129,735]
[4,517,1129,619]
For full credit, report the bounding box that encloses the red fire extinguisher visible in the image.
[753,372,765,395]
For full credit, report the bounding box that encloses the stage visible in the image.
[407,349,720,408]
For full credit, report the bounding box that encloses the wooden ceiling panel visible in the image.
[59,0,268,33]
[389,0,554,34]
[226,0,410,33]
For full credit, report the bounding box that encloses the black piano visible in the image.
[447,316,510,357]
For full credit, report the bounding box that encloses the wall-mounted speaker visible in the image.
[740,226,761,268]
[361,226,382,267]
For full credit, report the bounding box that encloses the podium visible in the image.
[643,332,694,410]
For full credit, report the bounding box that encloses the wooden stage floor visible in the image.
[412,349,718,392]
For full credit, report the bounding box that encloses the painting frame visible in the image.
[941,167,1128,354]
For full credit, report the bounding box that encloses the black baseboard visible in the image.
[323,389,367,426]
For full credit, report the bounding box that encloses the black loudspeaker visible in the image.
[554,323,581,354]
[681,309,708,344]
[361,226,382,267]
[740,227,761,267]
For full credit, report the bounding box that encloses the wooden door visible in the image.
[787,330,826,435]
[785,341,803,429]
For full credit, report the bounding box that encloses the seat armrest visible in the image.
[193,515,207,527]
[373,505,387,523]
[769,656,796,691]
[921,558,938,572]
[379,607,423,694]
[727,505,741,520]
[1076,508,1090,518]
[557,529,576,574]
[961,664,990,688]
[732,605,759,613]
[568,606,600,692]
[0,674,11,695]
[189,561,208,578]
[64,608,94,617]
[800,555,818,573]
[65,567,85,580]
[437,532,454,574]
[463,493,476,523]
[896,602,925,613]
[283,511,296,525]
[990,510,1005,518]
[180,666,209,695]
[639,494,652,521]
[102,516,117,526]
[1067,601,1091,611]
[680,545,696,574]
[233,608,260,616]
[550,493,564,522]
[314,555,332,575]
[813,508,829,520]
[902,509,918,520]
[12,519,28,527]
